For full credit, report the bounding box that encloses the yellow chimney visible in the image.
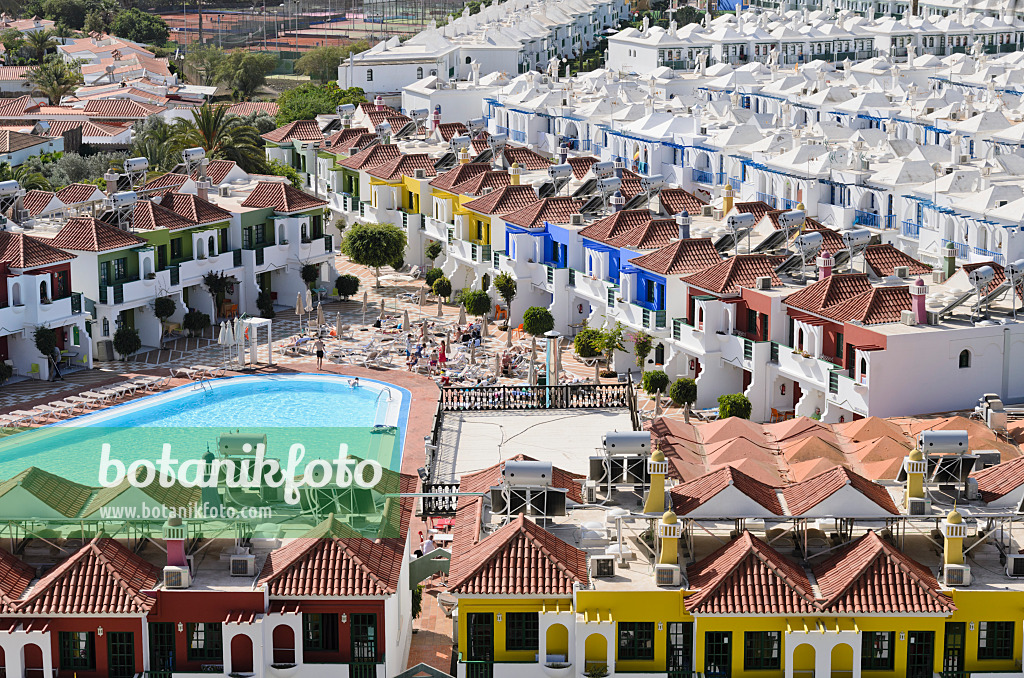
[510,162,521,186]
[643,449,668,514]
[941,509,966,566]
[459,148,471,165]
[657,510,680,566]
[903,448,926,507]
[722,183,734,215]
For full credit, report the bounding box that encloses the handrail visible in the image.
[439,383,633,412]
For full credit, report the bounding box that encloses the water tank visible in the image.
[0,180,19,196]
[794,231,823,254]
[726,212,756,230]
[841,228,872,249]
[502,460,552,486]
[218,432,269,457]
[598,176,621,192]
[592,161,615,179]
[450,135,471,150]
[181,147,206,162]
[968,266,996,288]
[109,191,137,207]
[123,157,149,173]
[603,431,651,455]
[548,163,573,180]
[778,209,806,230]
[918,430,968,455]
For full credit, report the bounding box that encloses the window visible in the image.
[836,332,844,359]
[979,622,1014,659]
[186,623,223,662]
[170,237,182,259]
[113,256,127,281]
[303,613,339,652]
[862,631,895,670]
[416,67,423,79]
[242,227,252,250]
[505,612,539,651]
[59,631,95,670]
[959,349,971,369]
[256,223,267,244]
[618,622,655,661]
[744,631,780,670]
[747,309,757,336]
[366,69,373,82]
[645,280,656,303]
[351,613,378,663]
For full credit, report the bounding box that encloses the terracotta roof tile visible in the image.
[782,466,899,515]
[55,183,104,205]
[567,155,597,180]
[685,531,818,614]
[822,285,913,325]
[457,454,585,504]
[436,122,468,142]
[239,181,328,213]
[46,119,130,139]
[261,119,323,143]
[366,110,411,130]
[630,238,722,275]
[804,220,847,253]
[451,170,510,196]
[0,548,34,613]
[325,127,370,152]
[159,191,232,225]
[190,159,238,186]
[227,101,279,117]
[682,254,782,294]
[82,98,164,118]
[502,196,582,228]
[962,260,1012,296]
[22,189,59,217]
[51,217,146,252]
[734,200,775,222]
[0,96,33,117]
[784,273,874,314]
[463,184,538,215]
[429,162,490,191]
[367,153,436,181]
[82,469,201,517]
[609,218,680,249]
[0,130,52,152]
[15,537,160,615]
[0,231,73,269]
[139,172,188,193]
[670,466,783,515]
[864,244,932,277]
[131,199,195,231]
[579,210,651,245]
[971,455,1024,503]
[503,145,551,171]
[813,531,955,614]
[448,514,588,595]
[338,143,400,170]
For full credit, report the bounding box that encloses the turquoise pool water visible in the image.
[0,375,409,484]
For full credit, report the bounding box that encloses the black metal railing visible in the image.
[71,292,82,313]
[422,481,460,516]
[440,383,633,412]
[169,266,180,286]
[233,249,242,267]
[256,248,265,266]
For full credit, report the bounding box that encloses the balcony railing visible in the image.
[973,246,1005,265]
[781,197,800,210]
[440,382,633,411]
[854,209,879,227]
[942,238,969,260]
[692,168,714,184]
[884,214,896,230]
[510,129,527,143]
[715,172,727,185]
[729,177,742,191]
[901,220,921,238]
[756,192,777,208]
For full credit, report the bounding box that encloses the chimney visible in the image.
[675,210,691,240]
[510,162,521,185]
[722,183,734,214]
[941,509,966,566]
[910,276,928,324]
[965,92,974,119]
[431,105,442,132]
[643,449,668,513]
[164,517,188,567]
[950,133,961,164]
[943,242,957,279]
[657,510,680,566]
[614,158,624,179]
[792,128,802,152]
[104,170,120,196]
[611,190,624,212]
[902,447,927,508]
[197,180,210,202]
[342,115,351,129]
[817,249,834,279]
[458,148,471,164]
[558,144,568,165]
[375,94,384,111]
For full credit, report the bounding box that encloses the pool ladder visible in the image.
[193,378,213,393]
[374,388,394,426]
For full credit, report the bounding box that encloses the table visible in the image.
[434,534,453,544]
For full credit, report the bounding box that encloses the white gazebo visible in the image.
[240,317,273,366]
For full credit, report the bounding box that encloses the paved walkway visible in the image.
[408,581,455,673]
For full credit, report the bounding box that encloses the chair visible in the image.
[494,305,507,321]
[770,408,781,423]
[28,363,40,379]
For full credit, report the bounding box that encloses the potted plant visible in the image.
[182,309,211,337]
[113,326,142,359]
[0,361,12,385]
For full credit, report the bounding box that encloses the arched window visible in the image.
[797,329,804,351]
[959,349,971,369]
[465,56,472,64]
[697,307,704,329]
[366,69,373,82]
[208,235,215,256]
[416,67,423,79]
[860,357,868,379]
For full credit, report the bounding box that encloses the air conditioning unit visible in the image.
[702,205,714,217]
[900,309,917,326]
[571,213,584,225]
[655,564,681,587]
[894,265,909,278]
[584,480,598,504]
[219,185,231,197]
[230,554,256,576]
[482,187,494,195]
[959,155,970,164]
[755,276,772,290]
[414,168,426,179]
[1005,554,1024,578]
[16,209,29,222]
[163,565,191,589]
[907,497,931,516]
[591,554,616,577]
[944,563,972,587]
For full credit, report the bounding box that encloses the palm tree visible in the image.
[170,104,267,173]
[24,30,55,64]
[0,163,50,191]
[26,58,83,105]
[50,23,74,39]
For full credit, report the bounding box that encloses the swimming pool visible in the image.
[0,375,410,485]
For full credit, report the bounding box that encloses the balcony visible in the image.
[853,210,879,228]
[729,177,742,191]
[756,192,777,208]
[901,220,921,238]
[942,238,970,260]
[884,214,896,230]
[973,246,1005,265]
[424,217,450,243]
[775,343,832,390]
[715,172,727,185]
[780,197,801,210]
[691,168,714,185]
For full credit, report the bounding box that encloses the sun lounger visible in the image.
[65,395,97,408]
[81,390,115,403]
[169,367,201,380]
[10,410,40,424]
[49,400,83,413]
[0,413,31,429]
[34,404,71,420]
[130,375,164,391]
[193,365,225,378]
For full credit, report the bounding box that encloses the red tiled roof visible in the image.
[630,238,722,275]
[46,119,130,139]
[366,110,411,130]
[813,531,955,614]
[567,155,597,180]
[367,153,436,181]
[0,95,33,117]
[962,261,1012,296]
[0,548,33,613]
[659,188,708,216]
[140,172,188,193]
[191,159,238,186]
[240,181,328,213]
[451,170,510,196]
[0,467,92,517]
[448,514,588,595]
[227,101,279,117]
[262,119,322,143]
[51,217,146,252]
[0,231,73,269]
[670,466,783,515]
[685,531,818,614]
[734,200,775,222]
[503,145,551,170]
[436,122,468,142]
[682,254,782,294]
[864,244,932,277]
[822,285,913,325]
[338,143,400,170]
[579,210,651,245]
[804,220,847,253]
[16,538,160,615]
[55,183,103,205]
[783,273,874,315]
[82,98,164,118]
[782,466,899,516]
[463,184,538,215]
[457,454,585,504]
[159,192,232,225]
[971,455,1024,503]
[325,127,370,152]
[609,218,679,249]
[131,199,196,231]
[259,516,405,597]
[429,162,490,191]
[0,130,52,152]
[22,189,58,217]
[502,196,582,228]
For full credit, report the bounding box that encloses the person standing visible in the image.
[313,337,325,370]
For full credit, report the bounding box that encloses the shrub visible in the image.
[461,289,491,317]
[431,275,452,300]
[425,267,444,288]
[256,291,276,319]
[113,326,142,358]
[340,222,407,287]
[412,584,424,619]
[424,240,443,265]
[522,306,554,336]
[335,274,360,300]
[153,296,176,322]
[493,271,516,319]
[632,330,653,367]
[670,377,698,423]
[0,361,12,384]
[33,326,56,359]
[300,263,318,286]
[574,327,602,358]
[718,393,752,420]
[182,309,211,337]
[641,370,669,396]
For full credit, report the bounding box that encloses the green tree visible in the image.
[424,240,443,267]
[83,10,106,34]
[335,274,359,300]
[33,325,56,360]
[109,8,169,45]
[182,309,210,337]
[573,327,602,358]
[0,29,24,59]
[42,0,87,29]
[130,116,178,171]
[256,290,275,318]
[51,23,74,39]
[522,306,554,336]
[215,50,277,101]
[275,82,366,125]
[493,271,516,327]
[340,222,407,287]
[641,369,669,396]
[718,393,752,420]
[23,29,55,63]
[184,44,227,87]
[597,322,625,368]
[113,325,142,358]
[432,275,452,300]
[425,267,443,288]
[0,162,50,191]
[295,45,347,83]
[153,295,175,343]
[669,377,697,423]
[461,289,490,318]
[300,263,318,288]
[265,158,302,188]
[632,330,653,368]
[171,103,267,173]
[26,57,83,105]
